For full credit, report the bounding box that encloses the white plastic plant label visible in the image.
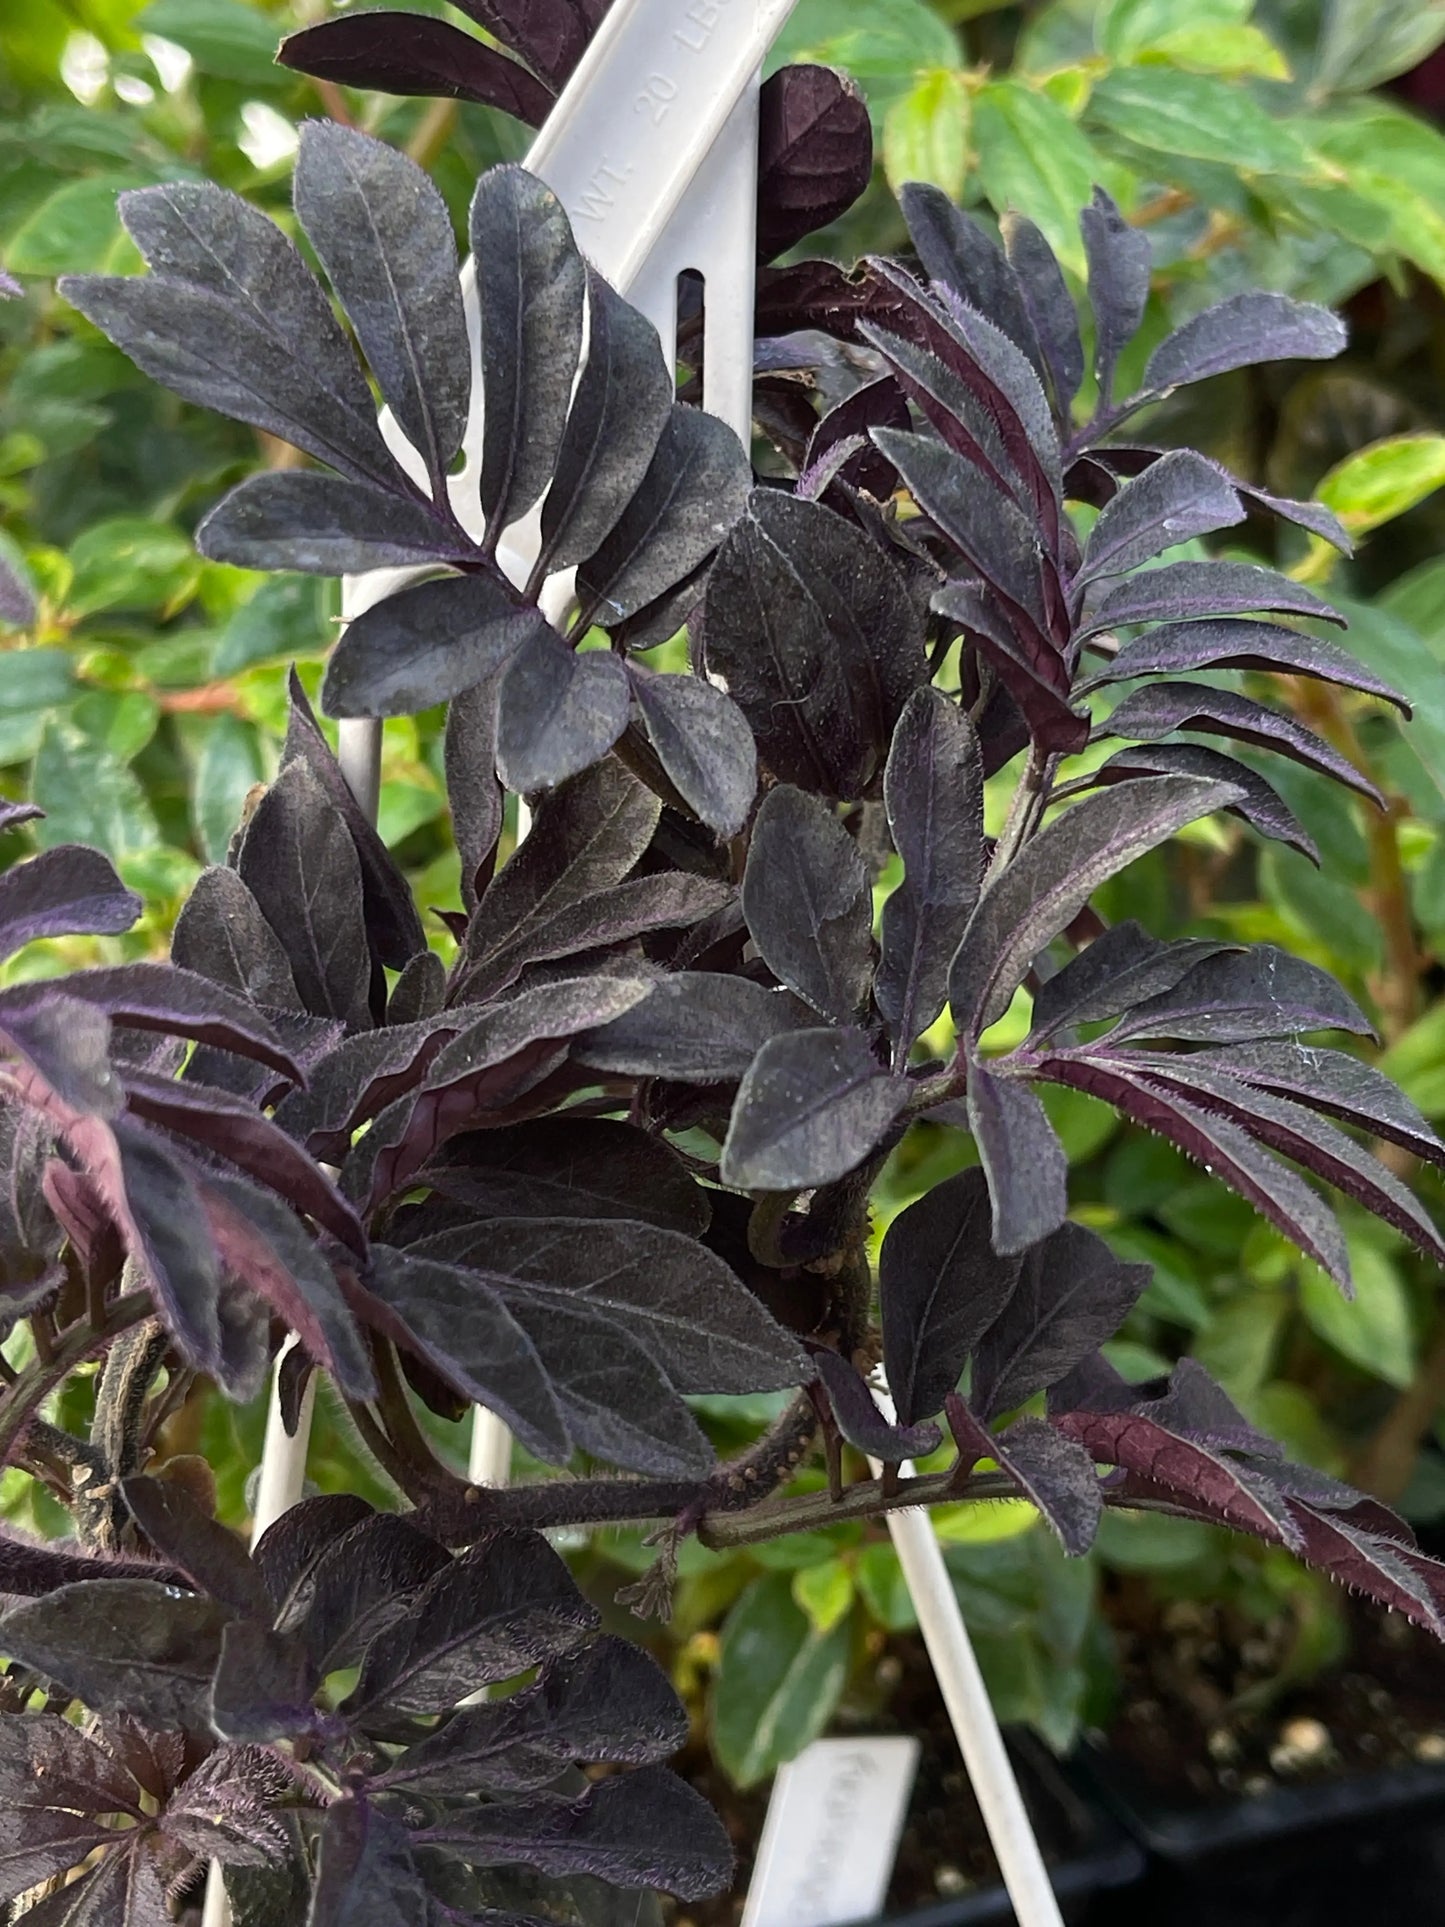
[740,1735,921,1927]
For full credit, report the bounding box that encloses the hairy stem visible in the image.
[0,1292,154,1471]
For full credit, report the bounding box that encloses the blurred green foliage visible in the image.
[7,0,1445,1784]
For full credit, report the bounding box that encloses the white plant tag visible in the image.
[741,1735,921,1927]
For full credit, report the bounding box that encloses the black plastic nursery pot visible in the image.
[1089,1748,1445,1927]
[874,1734,1144,1927]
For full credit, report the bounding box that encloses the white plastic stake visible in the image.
[869,1394,1065,1927]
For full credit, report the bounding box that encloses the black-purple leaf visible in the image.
[1089,617,1406,710]
[104,179,395,485]
[1080,559,1343,636]
[0,992,116,1116]
[874,427,1051,634]
[1090,741,1318,862]
[757,65,872,263]
[197,471,462,575]
[496,630,631,792]
[0,1580,232,1728]
[813,1350,941,1462]
[346,1529,597,1715]
[1108,943,1372,1044]
[1054,1398,1302,1548]
[3,963,300,1080]
[720,1025,907,1191]
[803,376,910,500]
[1028,921,1238,1041]
[273,1014,458,1161]
[284,670,428,976]
[171,867,302,1009]
[877,688,985,1061]
[1284,1506,1445,1639]
[950,1402,1101,1555]
[112,1121,227,1378]
[480,1289,713,1477]
[578,406,751,629]
[574,972,804,1083]
[862,326,1017,504]
[472,166,586,543]
[971,1218,1151,1420]
[933,285,1064,507]
[295,122,470,494]
[464,870,730,994]
[119,1475,269,1620]
[967,1060,1068,1255]
[323,569,545,721]
[0,1530,188,1601]
[421,1116,709,1235]
[275,1512,451,1675]
[702,488,926,800]
[453,0,596,91]
[309,1799,428,1927]
[900,184,1047,393]
[931,579,1087,757]
[1099,681,1383,805]
[201,1172,376,1399]
[383,1635,687,1795]
[237,761,371,1030]
[251,1494,376,1608]
[445,675,504,914]
[540,269,672,574]
[880,1167,1023,1427]
[1035,1053,1351,1287]
[459,759,658,993]
[0,1714,144,1898]
[418,1214,807,1395]
[743,785,872,1024]
[422,1763,732,1900]
[1203,1040,1445,1166]
[1080,187,1152,407]
[364,1247,569,1461]
[1123,1055,1445,1264]
[948,773,1240,1036]
[59,256,403,488]
[279,14,555,121]
[627,663,757,839]
[1141,292,1346,399]
[122,1067,364,1256]
[1078,450,1243,585]
[1001,212,1084,418]
[0,845,140,963]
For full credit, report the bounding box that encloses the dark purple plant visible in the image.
[1,134,1443,1921]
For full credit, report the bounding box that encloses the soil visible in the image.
[1101,1589,1445,1810]
[665,1591,1445,1927]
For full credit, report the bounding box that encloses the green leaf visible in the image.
[883,68,971,201]
[931,1500,1040,1544]
[214,575,331,677]
[1086,67,1317,176]
[1317,434,1445,535]
[853,1543,918,1631]
[1141,24,1290,78]
[6,176,139,275]
[792,1557,856,1635]
[67,516,200,618]
[1093,1507,1220,1571]
[1095,0,1251,60]
[1322,594,1445,812]
[0,648,76,766]
[711,1574,850,1788]
[1300,1237,1416,1390]
[137,0,287,87]
[1306,104,1445,292]
[767,0,961,124]
[1313,0,1445,97]
[195,712,265,865]
[31,718,159,859]
[972,80,1100,274]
